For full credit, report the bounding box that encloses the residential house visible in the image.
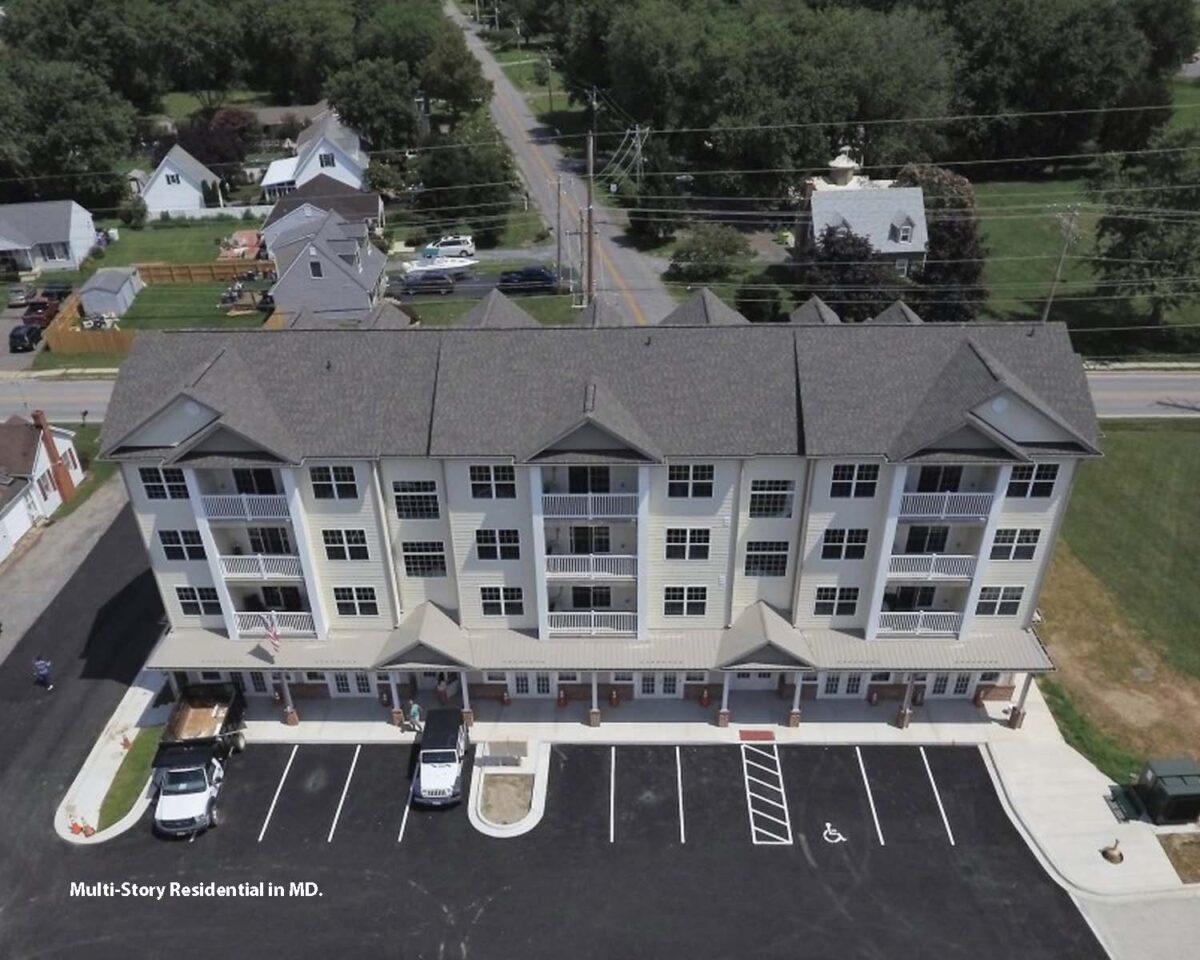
[141,145,223,217]
[261,111,369,201]
[0,413,84,564]
[80,267,145,318]
[797,148,929,277]
[268,210,387,319]
[0,201,96,274]
[260,175,384,258]
[100,306,1099,730]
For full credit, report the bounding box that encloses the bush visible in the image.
[735,283,784,323]
[158,210,172,223]
[482,27,517,48]
[118,195,148,228]
[668,223,751,282]
[89,244,106,261]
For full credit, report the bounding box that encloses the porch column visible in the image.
[389,671,404,727]
[166,670,180,700]
[960,465,1013,640]
[460,670,473,728]
[529,466,550,639]
[788,670,802,727]
[865,465,907,641]
[588,670,601,727]
[281,469,330,642]
[1008,672,1035,729]
[281,673,299,725]
[182,467,239,640]
[636,465,650,642]
[895,673,914,729]
[717,672,731,727]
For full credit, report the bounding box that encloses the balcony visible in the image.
[898,492,992,521]
[887,554,976,581]
[235,610,316,637]
[202,494,290,522]
[877,611,963,635]
[545,554,637,579]
[547,611,637,635]
[542,493,638,519]
[220,554,304,580]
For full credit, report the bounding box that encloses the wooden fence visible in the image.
[134,261,275,284]
[44,293,137,356]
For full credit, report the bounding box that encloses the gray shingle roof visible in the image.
[520,377,664,462]
[580,295,634,328]
[101,323,1098,463]
[659,288,750,326]
[262,175,381,229]
[0,200,83,249]
[455,289,538,328]
[156,144,219,187]
[271,210,386,300]
[286,302,412,330]
[868,301,924,325]
[788,295,841,325]
[0,416,40,511]
[80,267,138,295]
[810,186,927,255]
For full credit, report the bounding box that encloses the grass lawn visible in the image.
[160,89,268,124]
[98,725,164,831]
[405,292,578,326]
[1037,420,1200,780]
[492,209,549,248]
[120,283,268,331]
[55,422,116,519]
[1167,78,1200,132]
[98,219,259,268]
[32,351,128,372]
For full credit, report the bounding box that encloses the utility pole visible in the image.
[1041,205,1080,324]
[586,131,595,304]
[474,0,480,22]
[633,125,644,192]
[493,1,499,31]
[588,86,599,136]
[578,211,586,307]
[554,175,562,290]
[545,55,555,114]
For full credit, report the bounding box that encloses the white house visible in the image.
[0,413,84,565]
[100,295,1100,731]
[0,201,96,274]
[261,111,368,200]
[141,145,223,217]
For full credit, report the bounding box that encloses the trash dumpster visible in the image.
[1134,758,1200,825]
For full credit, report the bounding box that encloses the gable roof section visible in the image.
[374,603,474,669]
[810,186,928,255]
[455,289,538,329]
[867,301,924,325]
[0,200,81,249]
[262,175,381,229]
[148,144,219,192]
[0,416,40,477]
[659,288,750,326]
[521,377,664,463]
[580,295,633,328]
[271,210,385,297]
[296,111,366,169]
[717,602,816,669]
[788,295,841,325]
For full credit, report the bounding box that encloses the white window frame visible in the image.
[748,479,794,518]
[393,479,439,519]
[159,530,206,561]
[899,225,913,243]
[333,586,379,616]
[401,540,447,577]
[476,528,520,560]
[667,464,714,498]
[470,464,517,499]
[310,464,357,499]
[990,528,1040,561]
[481,586,523,616]
[319,152,336,168]
[665,528,709,560]
[663,585,706,617]
[895,259,909,277]
[1007,464,1059,499]
[322,528,369,561]
[165,173,181,186]
[829,463,879,499]
[814,586,859,617]
[821,528,868,561]
[745,541,788,577]
[975,585,1024,617]
[140,466,189,500]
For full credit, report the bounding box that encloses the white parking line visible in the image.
[257,744,298,843]
[396,780,415,844]
[609,746,616,844]
[855,746,885,847]
[920,746,956,846]
[675,746,686,845]
[326,744,361,843]
[740,743,793,846]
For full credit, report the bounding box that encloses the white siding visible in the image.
[378,459,461,616]
[142,161,206,214]
[294,138,365,190]
[66,204,96,269]
[0,488,36,564]
[729,457,807,619]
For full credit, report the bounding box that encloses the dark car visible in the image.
[40,281,73,302]
[498,265,558,293]
[9,324,43,353]
[402,271,455,296]
[22,299,59,328]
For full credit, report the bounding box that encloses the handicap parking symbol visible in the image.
[822,822,848,844]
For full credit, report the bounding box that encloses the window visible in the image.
[895,259,909,277]
[261,585,303,610]
[481,587,523,616]
[476,529,520,560]
[845,674,862,695]
[1008,464,1059,499]
[568,466,609,493]
[886,585,935,611]
[201,671,223,682]
[485,672,507,683]
[899,225,913,243]
[990,528,1040,561]
[334,672,350,693]
[558,672,578,684]
[612,672,633,683]
[932,673,949,695]
[572,585,610,609]
[905,525,949,554]
[249,527,291,555]
[249,671,267,693]
[394,480,439,519]
[333,586,379,616]
[65,448,79,471]
[916,466,962,493]
[234,468,278,495]
[139,466,188,500]
[641,674,656,695]
[402,541,447,577]
[830,463,878,498]
[323,529,369,561]
[307,672,325,682]
[745,541,788,577]
[667,464,714,498]
[662,673,678,695]
[165,173,180,185]
[976,586,1024,617]
[663,586,707,616]
[685,672,707,683]
[176,586,220,616]
[159,530,205,561]
[665,528,709,560]
[310,465,357,499]
[870,672,891,682]
[954,673,971,696]
[309,260,324,279]
[824,673,841,695]
[980,672,1001,683]
[570,526,609,554]
[355,672,372,694]
[821,528,868,560]
[814,587,859,616]
[514,673,529,694]
[749,479,794,518]
[470,465,516,499]
[319,152,335,168]
[535,673,551,695]
[37,472,51,499]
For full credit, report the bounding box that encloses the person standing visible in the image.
[33,656,53,692]
[408,699,423,733]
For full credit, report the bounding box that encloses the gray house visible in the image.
[0,200,96,274]
[80,267,145,317]
[269,210,387,319]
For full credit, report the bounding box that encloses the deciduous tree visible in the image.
[796,226,905,323]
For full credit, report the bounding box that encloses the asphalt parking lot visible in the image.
[22,740,1105,960]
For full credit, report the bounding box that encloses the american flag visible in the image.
[263,615,281,658]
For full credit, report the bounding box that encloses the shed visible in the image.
[1135,758,1200,825]
[80,267,145,317]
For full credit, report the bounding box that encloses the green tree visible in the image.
[420,27,491,119]
[796,226,903,323]
[894,164,987,322]
[1090,127,1200,326]
[356,0,445,66]
[326,59,421,151]
[735,282,785,323]
[255,0,355,102]
[668,223,751,282]
[163,0,246,117]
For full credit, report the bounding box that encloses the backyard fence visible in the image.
[134,261,275,284]
[43,293,136,355]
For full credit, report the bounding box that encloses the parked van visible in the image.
[413,708,468,806]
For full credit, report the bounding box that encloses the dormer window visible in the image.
[899,225,913,243]
[165,173,180,185]
[309,260,323,279]
[319,153,335,168]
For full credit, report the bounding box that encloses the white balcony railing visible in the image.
[542,492,638,518]
[898,492,993,520]
[235,610,316,637]
[545,554,638,579]
[546,611,638,635]
[877,611,964,635]
[219,554,304,579]
[887,554,976,580]
[202,494,290,521]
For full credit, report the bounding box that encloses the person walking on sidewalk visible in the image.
[33,656,53,692]
[408,699,423,733]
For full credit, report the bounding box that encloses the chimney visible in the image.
[31,410,77,503]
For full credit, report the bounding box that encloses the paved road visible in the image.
[445,1,677,325]
[0,377,113,421]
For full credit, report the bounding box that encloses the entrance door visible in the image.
[637,671,682,698]
[916,466,962,493]
[905,526,948,554]
[234,469,279,495]
[883,585,935,612]
[568,466,609,493]
[511,671,554,698]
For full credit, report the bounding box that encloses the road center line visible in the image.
[327,744,361,843]
[257,744,298,843]
[676,746,686,845]
[609,746,616,844]
[920,746,957,846]
[855,746,885,847]
[396,780,415,844]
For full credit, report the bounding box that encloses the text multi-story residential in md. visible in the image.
[99,317,1099,728]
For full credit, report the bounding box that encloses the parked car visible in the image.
[423,235,475,258]
[7,284,35,308]
[40,281,73,301]
[412,708,468,806]
[499,266,559,293]
[403,272,455,296]
[8,324,43,353]
[22,299,59,328]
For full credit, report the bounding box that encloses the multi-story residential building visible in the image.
[99,315,1099,728]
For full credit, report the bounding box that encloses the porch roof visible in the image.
[145,627,391,670]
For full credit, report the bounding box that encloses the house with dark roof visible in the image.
[261,110,368,200]
[0,200,96,274]
[141,145,223,217]
[100,314,1099,730]
[268,210,387,320]
[0,413,84,564]
[261,175,384,257]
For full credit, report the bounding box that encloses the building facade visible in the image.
[100,319,1099,725]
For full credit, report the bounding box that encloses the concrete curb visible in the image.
[467,741,549,839]
[0,369,120,380]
